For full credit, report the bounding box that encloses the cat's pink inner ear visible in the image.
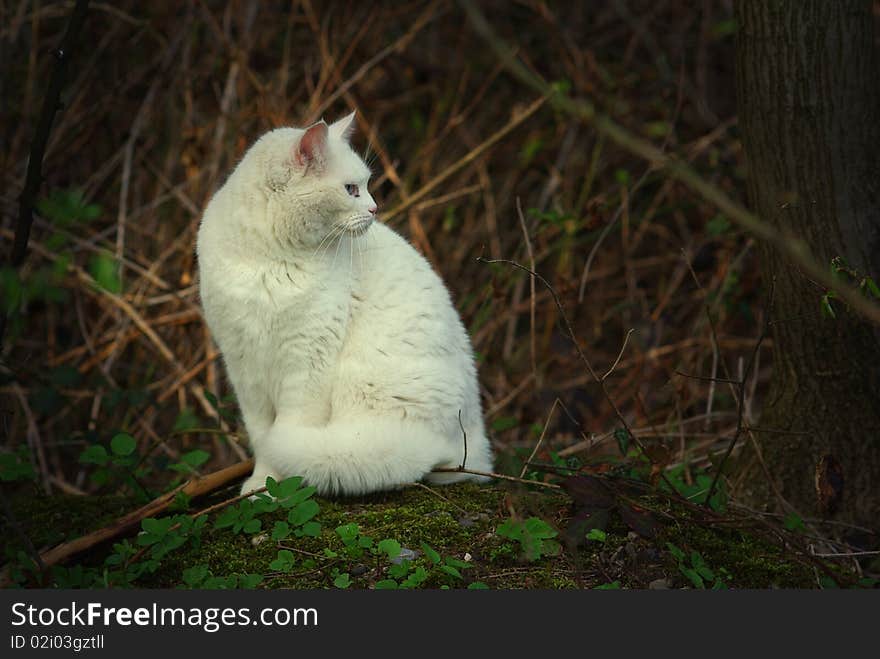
[294,121,329,167]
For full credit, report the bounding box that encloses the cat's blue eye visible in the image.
[345,183,359,197]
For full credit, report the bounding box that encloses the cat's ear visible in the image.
[329,111,356,143]
[293,121,329,169]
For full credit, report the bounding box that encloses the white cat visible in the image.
[197,112,493,496]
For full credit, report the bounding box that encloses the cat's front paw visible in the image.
[240,465,280,498]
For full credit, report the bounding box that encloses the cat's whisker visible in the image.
[312,223,346,260]
[330,229,346,271]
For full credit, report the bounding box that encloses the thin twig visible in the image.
[674,370,740,385]
[519,398,560,479]
[406,482,469,514]
[457,408,468,470]
[431,466,561,490]
[602,328,636,381]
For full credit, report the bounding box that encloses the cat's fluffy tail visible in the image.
[251,416,492,496]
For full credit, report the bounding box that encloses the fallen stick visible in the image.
[2,458,254,584]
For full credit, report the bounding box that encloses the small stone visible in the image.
[390,547,419,564]
[649,578,670,590]
[250,533,269,546]
[463,552,472,562]
[350,565,369,577]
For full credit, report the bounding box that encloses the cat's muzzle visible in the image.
[346,216,374,236]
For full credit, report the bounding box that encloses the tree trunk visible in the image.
[734,0,880,530]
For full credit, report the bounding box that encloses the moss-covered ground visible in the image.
[3,480,823,589]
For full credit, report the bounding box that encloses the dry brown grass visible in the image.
[1,1,765,499]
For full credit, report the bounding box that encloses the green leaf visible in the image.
[49,365,81,388]
[523,517,557,539]
[214,508,239,530]
[666,542,686,561]
[706,214,731,236]
[110,433,137,457]
[88,253,122,294]
[550,79,571,94]
[444,557,471,570]
[0,267,23,314]
[420,542,442,565]
[288,499,320,526]
[280,485,317,508]
[333,573,352,589]
[374,579,399,590]
[377,539,402,560]
[491,416,518,432]
[169,491,192,512]
[467,581,489,590]
[79,445,109,466]
[820,294,837,319]
[271,521,291,541]
[439,565,463,580]
[586,528,607,542]
[239,574,263,589]
[594,581,621,590]
[181,449,210,468]
[37,188,101,226]
[614,428,631,456]
[819,576,839,589]
[0,449,36,482]
[496,519,522,541]
[335,523,360,544]
[277,476,304,498]
[243,518,262,534]
[269,550,295,572]
[696,565,715,581]
[172,408,200,432]
[182,564,209,587]
[299,521,321,537]
[680,567,705,589]
[141,517,172,538]
[203,391,219,410]
[644,121,670,138]
[265,476,281,498]
[401,567,429,589]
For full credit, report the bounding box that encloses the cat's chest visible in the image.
[235,267,351,361]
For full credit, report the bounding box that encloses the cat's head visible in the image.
[245,112,377,250]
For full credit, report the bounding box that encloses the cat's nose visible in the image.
[368,205,378,215]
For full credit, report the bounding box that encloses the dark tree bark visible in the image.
[735,0,880,529]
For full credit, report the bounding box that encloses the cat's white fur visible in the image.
[197,112,493,496]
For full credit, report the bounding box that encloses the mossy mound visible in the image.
[4,482,818,589]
